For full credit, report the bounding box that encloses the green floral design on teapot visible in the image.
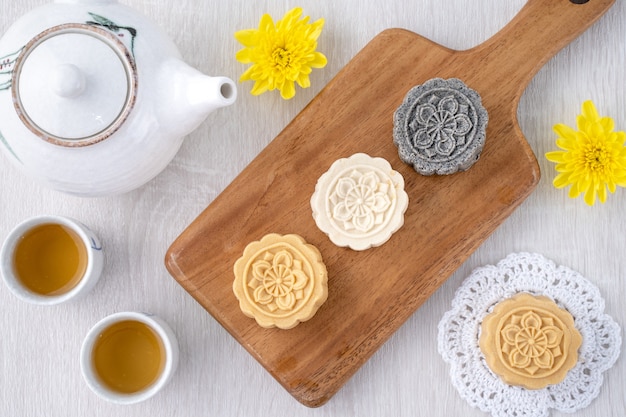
[0,47,23,91]
[0,12,136,92]
[0,129,21,163]
[85,12,137,57]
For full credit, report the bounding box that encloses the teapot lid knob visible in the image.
[11,24,137,147]
[50,64,86,98]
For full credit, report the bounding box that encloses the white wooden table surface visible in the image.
[1,1,624,416]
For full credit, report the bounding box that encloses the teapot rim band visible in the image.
[11,23,137,148]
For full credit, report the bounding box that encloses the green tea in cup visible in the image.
[92,319,166,393]
[81,312,179,404]
[13,223,88,295]
[1,215,103,305]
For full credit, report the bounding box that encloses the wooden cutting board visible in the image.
[165,0,615,407]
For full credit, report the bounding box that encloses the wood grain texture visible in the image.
[165,0,615,407]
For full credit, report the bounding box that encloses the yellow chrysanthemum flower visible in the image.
[235,7,327,100]
[546,100,626,205]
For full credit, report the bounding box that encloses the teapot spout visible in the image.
[158,59,237,137]
[189,75,237,115]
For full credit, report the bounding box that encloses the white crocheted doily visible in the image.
[438,253,621,417]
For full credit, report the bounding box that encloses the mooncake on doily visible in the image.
[479,292,582,390]
[438,253,621,417]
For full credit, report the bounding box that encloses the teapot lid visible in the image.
[12,23,137,147]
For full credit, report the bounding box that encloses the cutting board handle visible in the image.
[472,0,615,100]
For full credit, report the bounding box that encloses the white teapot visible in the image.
[0,0,237,196]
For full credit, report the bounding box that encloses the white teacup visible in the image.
[0,215,104,305]
[80,312,179,404]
